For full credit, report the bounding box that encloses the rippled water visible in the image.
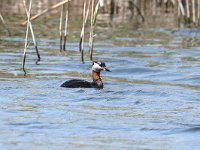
[0,28,200,149]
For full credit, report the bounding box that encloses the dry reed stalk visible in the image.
[79,0,91,62]
[178,0,185,17]
[23,0,40,65]
[79,0,91,50]
[192,0,196,23]
[152,0,156,16]
[21,0,71,25]
[89,0,101,60]
[186,0,190,19]
[110,0,115,21]
[0,13,11,36]
[22,0,32,75]
[171,0,175,5]
[177,0,181,25]
[89,0,94,60]
[59,5,64,52]
[198,0,200,24]
[80,0,86,63]
[63,2,69,51]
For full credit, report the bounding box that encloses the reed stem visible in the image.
[63,3,69,51]
[59,5,64,52]
[192,0,196,23]
[178,0,185,17]
[198,0,200,24]
[22,0,32,75]
[23,0,40,64]
[89,0,95,60]
[79,0,91,62]
[80,0,86,63]
[186,0,190,19]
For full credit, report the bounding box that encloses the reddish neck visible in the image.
[92,71,101,81]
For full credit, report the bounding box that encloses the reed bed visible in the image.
[1,0,200,74]
[2,0,200,26]
[21,0,70,74]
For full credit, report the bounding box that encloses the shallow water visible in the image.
[0,28,200,150]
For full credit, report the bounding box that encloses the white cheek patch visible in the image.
[92,62,102,72]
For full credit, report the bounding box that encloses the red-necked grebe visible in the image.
[61,61,110,89]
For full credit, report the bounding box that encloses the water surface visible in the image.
[0,28,200,150]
